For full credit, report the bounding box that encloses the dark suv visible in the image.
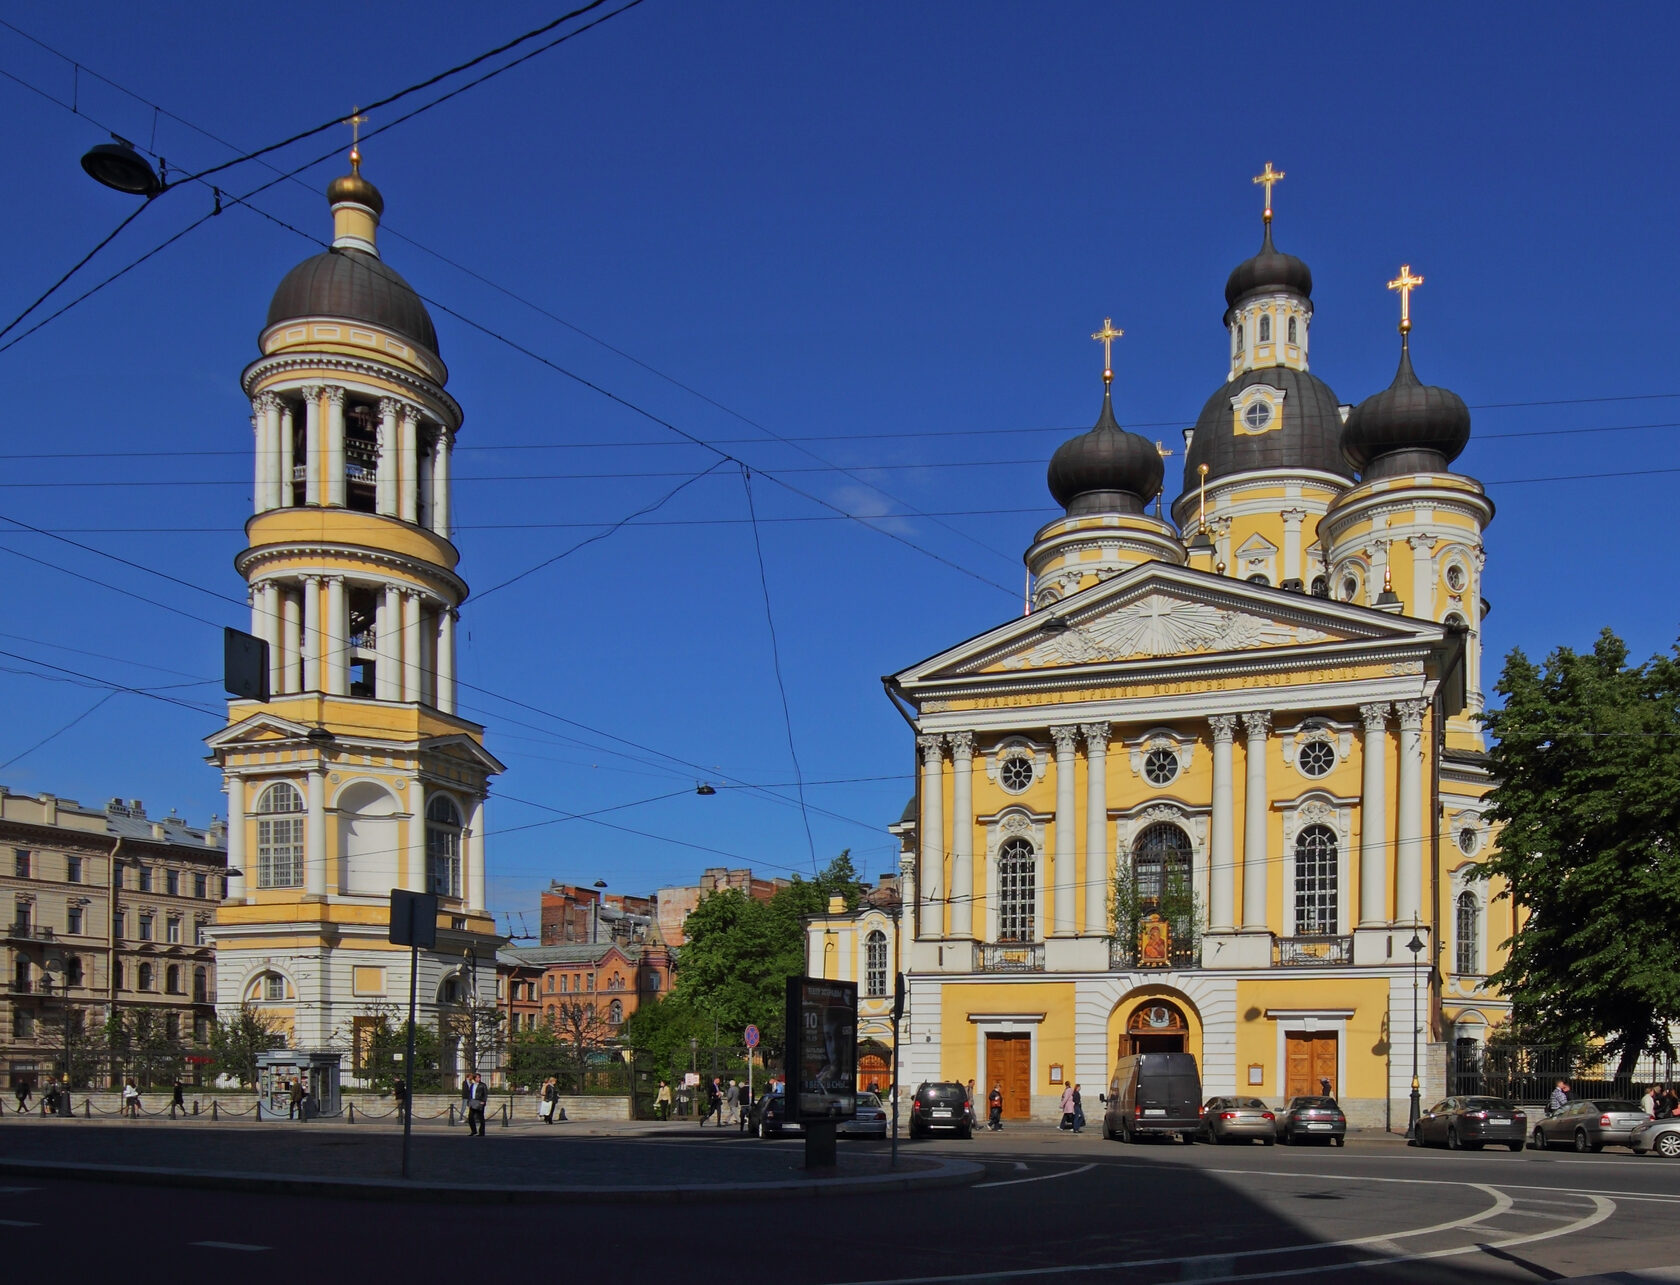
[909,1081,972,1139]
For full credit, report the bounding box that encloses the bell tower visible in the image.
[206,143,503,1069]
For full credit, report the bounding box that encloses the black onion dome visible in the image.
[1342,338,1470,479]
[267,248,438,355]
[1225,222,1313,310]
[1182,365,1352,490]
[1047,384,1164,515]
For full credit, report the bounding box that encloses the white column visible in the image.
[1241,712,1271,931]
[1082,722,1110,936]
[1281,508,1306,585]
[263,394,284,511]
[432,427,452,537]
[420,605,436,705]
[399,406,420,524]
[278,402,294,508]
[437,608,456,714]
[947,732,974,939]
[401,590,422,702]
[325,575,347,696]
[301,575,321,692]
[377,398,399,518]
[1359,702,1390,926]
[225,776,246,901]
[379,584,401,701]
[281,586,301,694]
[1410,534,1435,619]
[1208,715,1238,931]
[418,430,435,530]
[917,734,944,939]
[1051,724,1079,936]
[467,794,486,910]
[325,386,346,507]
[259,582,282,696]
[407,781,428,893]
[302,385,322,506]
[306,766,327,897]
[1395,699,1427,925]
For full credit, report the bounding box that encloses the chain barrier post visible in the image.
[347,1101,355,1124]
[212,1099,219,1121]
[449,1103,456,1128]
[500,1100,509,1128]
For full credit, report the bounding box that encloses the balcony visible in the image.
[7,977,33,993]
[5,921,54,943]
[976,942,1045,973]
[1274,934,1353,967]
[1110,936,1199,970]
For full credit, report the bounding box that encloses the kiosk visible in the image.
[256,1050,343,1120]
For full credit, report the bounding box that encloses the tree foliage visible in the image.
[361,1009,445,1092]
[1477,629,1680,1069]
[207,1005,282,1087]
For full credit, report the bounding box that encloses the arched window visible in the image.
[256,783,304,888]
[64,956,83,987]
[165,964,181,994]
[1456,891,1480,976]
[1132,823,1192,906]
[608,999,624,1025]
[996,839,1037,942]
[1235,323,1245,352]
[426,795,463,898]
[1258,314,1272,343]
[137,962,154,991]
[865,929,888,996]
[1287,316,1298,344]
[1294,824,1339,935]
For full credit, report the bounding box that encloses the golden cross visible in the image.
[1252,162,1285,221]
[1091,317,1123,382]
[1387,264,1425,332]
[343,106,369,168]
[1155,440,1173,460]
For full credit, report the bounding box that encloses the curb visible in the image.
[0,1154,984,1205]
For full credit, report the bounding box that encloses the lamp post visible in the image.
[1406,927,1425,1139]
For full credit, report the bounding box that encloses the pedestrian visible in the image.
[122,1078,140,1119]
[966,1078,978,1133]
[1642,1084,1658,1117]
[655,1079,672,1121]
[1319,1076,1333,1099]
[13,1078,30,1115]
[288,1077,305,1121]
[540,1075,558,1124]
[988,1083,1003,1132]
[392,1076,408,1122]
[1549,1079,1569,1116]
[1664,1084,1680,1117]
[1071,1083,1085,1134]
[42,1081,57,1116]
[704,1076,722,1126]
[1059,1082,1076,1131]
[464,1071,488,1136]
[171,1080,186,1118]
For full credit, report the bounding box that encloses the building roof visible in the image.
[266,248,439,355]
[1341,337,1471,479]
[498,942,638,968]
[1046,383,1163,515]
[1183,364,1351,489]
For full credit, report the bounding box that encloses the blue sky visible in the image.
[0,1,1675,929]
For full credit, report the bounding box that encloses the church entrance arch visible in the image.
[1120,999,1191,1057]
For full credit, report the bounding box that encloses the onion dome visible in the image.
[1341,335,1470,479]
[1047,382,1164,516]
[1224,221,1313,312]
[326,170,384,217]
[1182,365,1351,488]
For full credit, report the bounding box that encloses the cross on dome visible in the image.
[1091,317,1123,384]
[343,106,369,171]
[1252,162,1285,223]
[1387,264,1424,333]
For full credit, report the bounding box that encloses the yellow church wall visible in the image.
[1232,975,1393,1099]
[259,335,439,385]
[1105,982,1205,1069]
[245,508,458,572]
[940,980,1077,1088]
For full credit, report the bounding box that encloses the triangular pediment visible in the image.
[205,712,317,751]
[423,733,506,776]
[894,561,1445,686]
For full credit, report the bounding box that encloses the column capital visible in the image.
[1407,532,1437,550]
[323,385,346,408]
[299,383,323,401]
[324,574,345,588]
[946,730,975,761]
[1395,698,1428,728]
[300,572,321,588]
[255,391,282,415]
[1208,713,1239,743]
[1359,701,1391,732]
[1240,711,1271,740]
[1049,724,1080,755]
[1080,721,1111,749]
[898,854,916,879]
[1280,507,1308,524]
[378,396,402,418]
[916,733,945,763]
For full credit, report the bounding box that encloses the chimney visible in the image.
[129,799,146,817]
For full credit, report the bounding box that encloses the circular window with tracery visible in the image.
[1456,826,1480,855]
[1143,747,1180,786]
[999,753,1035,794]
[1243,401,1274,431]
[1298,740,1336,778]
[1445,563,1467,593]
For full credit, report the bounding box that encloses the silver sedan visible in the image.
[1630,1116,1680,1158]
[838,1091,889,1139]
[1198,1096,1277,1145]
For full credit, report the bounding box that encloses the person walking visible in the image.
[704,1076,722,1127]
[966,1079,978,1134]
[1071,1083,1086,1134]
[1549,1079,1570,1116]
[1642,1084,1658,1117]
[13,1078,30,1115]
[464,1071,488,1136]
[655,1079,672,1121]
[392,1076,409,1122]
[1059,1082,1076,1131]
[170,1080,185,1119]
[988,1083,1004,1132]
[540,1075,558,1124]
[725,1078,740,1125]
[122,1078,140,1119]
[288,1077,305,1121]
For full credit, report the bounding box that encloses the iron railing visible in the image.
[976,942,1045,973]
[1450,1042,1678,1104]
[7,922,55,942]
[1274,934,1353,967]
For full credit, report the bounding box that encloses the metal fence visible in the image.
[1449,1042,1678,1104]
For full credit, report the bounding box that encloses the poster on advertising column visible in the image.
[784,976,858,1123]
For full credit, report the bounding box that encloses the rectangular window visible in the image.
[194,921,208,946]
[193,873,207,899]
[1293,825,1340,937]
[427,828,462,899]
[65,856,82,884]
[13,849,29,878]
[194,1016,211,1044]
[114,962,124,990]
[166,870,180,896]
[114,914,125,941]
[67,906,83,935]
[264,975,285,1001]
[165,1013,180,1040]
[257,815,304,888]
[165,917,181,944]
[137,867,153,893]
[14,1009,32,1038]
[138,914,153,942]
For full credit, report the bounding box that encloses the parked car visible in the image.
[1629,1116,1680,1158]
[748,1090,803,1139]
[1415,1096,1526,1151]
[1532,1099,1650,1153]
[1275,1096,1347,1146]
[1102,1052,1202,1143]
[1197,1096,1276,1145]
[838,1091,888,1139]
[908,1081,972,1139]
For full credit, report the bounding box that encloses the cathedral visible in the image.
[808,168,1509,1128]
[205,146,502,1074]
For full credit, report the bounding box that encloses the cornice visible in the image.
[237,542,468,602]
[242,352,462,428]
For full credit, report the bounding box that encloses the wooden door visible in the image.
[1285,1032,1338,1097]
[986,1033,1032,1119]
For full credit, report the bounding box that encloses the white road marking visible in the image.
[1012,1162,1028,1171]
[0,1220,40,1227]
[975,1163,1095,1189]
[190,1241,271,1252]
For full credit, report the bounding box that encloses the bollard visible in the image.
[83,1099,90,1118]
[193,1100,200,1116]
[500,1101,509,1128]
[449,1104,456,1127]
[212,1099,219,1121]
[347,1101,355,1124]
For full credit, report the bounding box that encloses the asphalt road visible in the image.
[5,1128,1680,1283]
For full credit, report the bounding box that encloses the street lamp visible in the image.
[80,135,161,197]
[1406,927,1426,1139]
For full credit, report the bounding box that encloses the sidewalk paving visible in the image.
[0,1116,980,1203]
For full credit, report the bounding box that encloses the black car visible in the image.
[748,1090,802,1139]
[1276,1096,1347,1146]
[908,1081,973,1139]
[1415,1096,1527,1151]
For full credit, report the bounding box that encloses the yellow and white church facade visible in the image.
[809,172,1510,1128]
[205,150,503,1071]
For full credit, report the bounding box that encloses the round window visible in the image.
[1243,401,1274,431]
[1445,564,1467,593]
[1456,827,1479,855]
[1143,747,1179,786]
[1298,740,1336,778]
[1342,575,1360,602]
[999,754,1035,794]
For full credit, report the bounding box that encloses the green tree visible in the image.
[1110,858,1200,965]
[1476,629,1680,1072]
[621,992,711,1085]
[207,1005,281,1087]
[362,1009,445,1091]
